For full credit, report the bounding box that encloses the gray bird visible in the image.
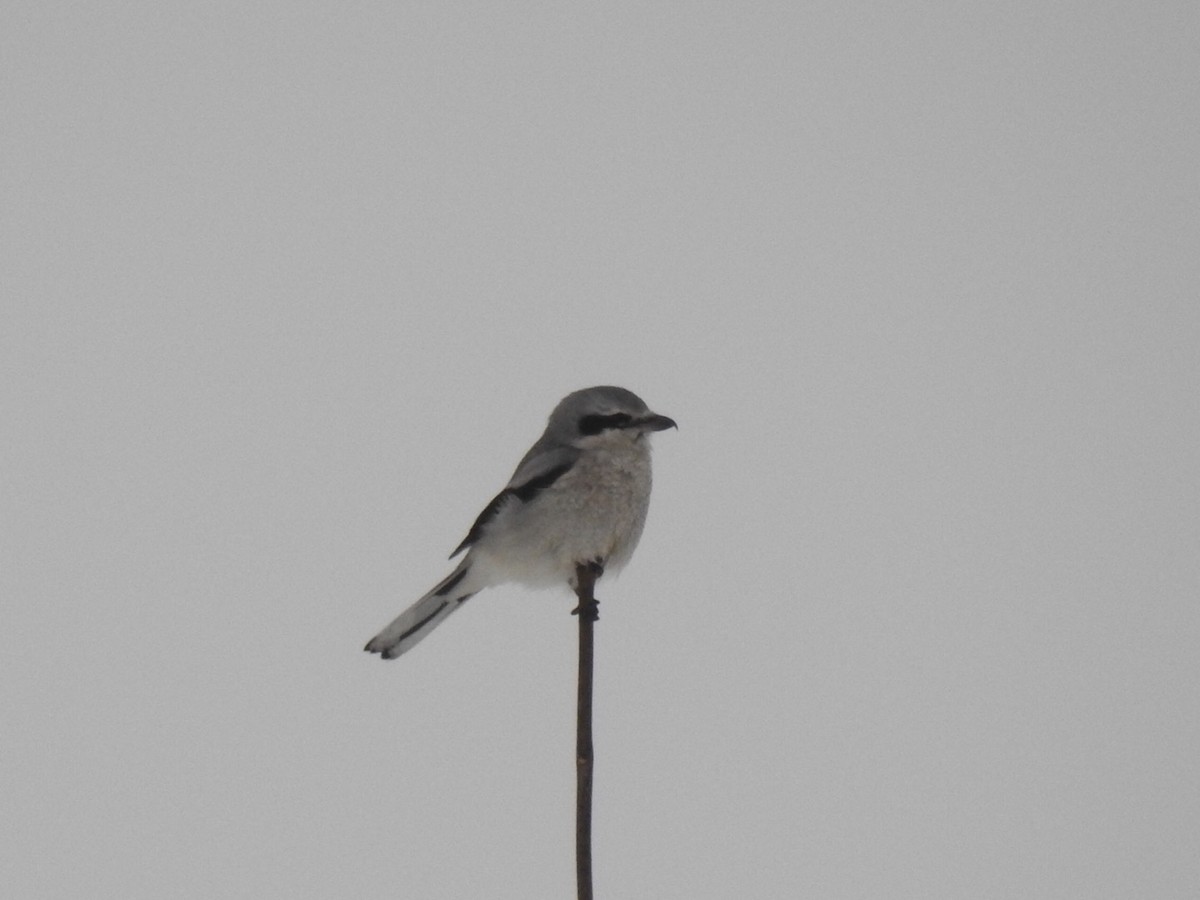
[364,386,676,659]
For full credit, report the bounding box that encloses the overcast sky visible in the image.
[3,3,1198,898]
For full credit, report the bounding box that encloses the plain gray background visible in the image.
[3,3,1198,898]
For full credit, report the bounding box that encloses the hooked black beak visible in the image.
[638,413,677,432]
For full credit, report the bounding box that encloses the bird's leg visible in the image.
[570,558,603,620]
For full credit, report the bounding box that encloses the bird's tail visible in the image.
[364,558,480,660]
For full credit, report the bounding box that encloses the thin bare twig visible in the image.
[573,561,601,900]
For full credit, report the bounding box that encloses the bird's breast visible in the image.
[478,441,653,586]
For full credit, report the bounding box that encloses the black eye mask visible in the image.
[577,413,634,436]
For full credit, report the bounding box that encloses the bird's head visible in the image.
[549,386,677,447]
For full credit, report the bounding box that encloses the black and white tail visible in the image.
[364,559,479,660]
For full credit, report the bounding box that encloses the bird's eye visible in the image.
[578,413,633,435]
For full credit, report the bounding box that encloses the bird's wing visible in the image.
[449,445,579,558]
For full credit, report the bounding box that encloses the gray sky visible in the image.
[4,3,1198,898]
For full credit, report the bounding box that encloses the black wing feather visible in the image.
[449,462,574,557]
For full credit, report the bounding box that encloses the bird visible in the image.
[364,386,676,660]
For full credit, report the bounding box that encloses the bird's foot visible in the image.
[571,597,600,621]
[570,558,603,620]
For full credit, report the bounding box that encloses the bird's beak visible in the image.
[638,413,678,432]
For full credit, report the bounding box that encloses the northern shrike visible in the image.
[364,386,676,660]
